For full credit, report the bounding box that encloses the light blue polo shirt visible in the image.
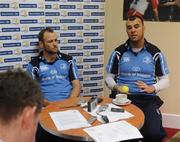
[27,52,79,101]
[106,39,169,95]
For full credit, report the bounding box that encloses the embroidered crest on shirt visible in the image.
[40,65,49,72]
[143,56,151,64]
[60,63,68,70]
[122,56,130,62]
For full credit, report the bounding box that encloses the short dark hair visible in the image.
[128,15,144,25]
[0,69,43,123]
[38,27,54,42]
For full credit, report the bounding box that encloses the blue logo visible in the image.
[68,0,83,2]
[22,49,39,54]
[60,46,76,50]
[84,45,98,49]
[90,88,103,93]
[83,58,98,62]
[91,38,104,43]
[91,76,103,80]
[68,39,83,43]
[4,57,22,63]
[84,83,98,87]
[20,19,38,24]
[91,26,104,29]
[3,43,21,48]
[0,51,13,56]
[84,32,98,36]
[68,12,83,16]
[83,71,98,75]
[92,0,105,2]
[0,66,13,71]
[91,64,103,68]
[1,12,19,16]
[21,34,38,39]
[0,4,9,8]
[84,5,99,9]
[0,36,11,40]
[68,52,83,56]
[45,12,60,16]
[0,20,10,24]
[29,12,44,16]
[68,26,83,30]
[60,5,75,9]
[19,4,37,8]
[84,19,98,23]
[29,27,44,31]
[60,33,76,37]
[2,28,20,32]
[30,42,38,46]
[60,19,76,23]
[91,12,105,16]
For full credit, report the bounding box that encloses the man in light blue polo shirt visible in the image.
[106,15,169,142]
[27,27,81,106]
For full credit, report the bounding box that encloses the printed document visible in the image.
[49,110,91,131]
[84,120,143,142]
[85,103,134,123]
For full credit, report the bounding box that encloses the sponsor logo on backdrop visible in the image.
[0,0,104,96]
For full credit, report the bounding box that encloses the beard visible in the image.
[44,47,58,55]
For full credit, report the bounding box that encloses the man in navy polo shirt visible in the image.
[27,27,81,106]
[106,15,170,142]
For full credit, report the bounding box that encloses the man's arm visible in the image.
[70,79,81,98]
[105,73,128,93]
[153,75,170,92]
[105,73,116,90]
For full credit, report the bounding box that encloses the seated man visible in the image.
[27,27,81,106]
[0,69,43,142]
[106,15,170,142]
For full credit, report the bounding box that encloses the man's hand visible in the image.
[135,81,155,93]
[113,85,129,94]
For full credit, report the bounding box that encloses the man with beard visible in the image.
[27,28,81,142]
[106,15,170,142]
[27,27,81,107]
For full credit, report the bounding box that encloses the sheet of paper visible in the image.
[84,103,134,123]
[84,121,143,142]
[49,110,91,131]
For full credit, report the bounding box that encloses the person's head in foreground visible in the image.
[0,69,43,142]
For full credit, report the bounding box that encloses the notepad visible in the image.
[49,110,91,131]
[84,121,143,142]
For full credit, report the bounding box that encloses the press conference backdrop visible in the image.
[0,0,105,96]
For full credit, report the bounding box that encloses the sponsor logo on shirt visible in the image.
[132,66,141,72]
[40,65,49,72]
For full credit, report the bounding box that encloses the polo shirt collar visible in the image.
[38,51,61,64]
[124,39,149,54]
